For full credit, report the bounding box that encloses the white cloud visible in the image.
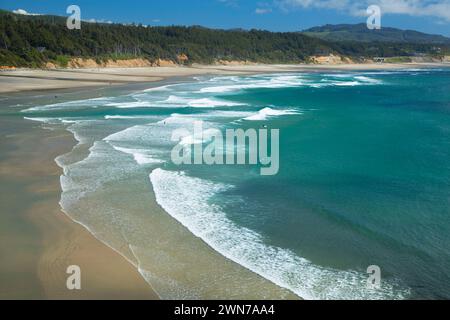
[13,8,40,16]
[278,0,450,22]
[85,18,113,24]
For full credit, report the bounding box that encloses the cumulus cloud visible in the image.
[278,0,450,22]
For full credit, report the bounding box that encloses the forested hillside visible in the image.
[303,24,450,44]
[1,9,448,68]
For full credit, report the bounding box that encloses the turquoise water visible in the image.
[19,69,450,299]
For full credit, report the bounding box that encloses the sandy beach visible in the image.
[0,114,158,299]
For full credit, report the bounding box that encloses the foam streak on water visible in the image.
[150,168,408,300]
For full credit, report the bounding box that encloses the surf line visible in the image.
[171,120,280,176]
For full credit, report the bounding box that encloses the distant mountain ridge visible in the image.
[303,24,450,44]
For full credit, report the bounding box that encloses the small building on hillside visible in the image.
[373,57,386,63]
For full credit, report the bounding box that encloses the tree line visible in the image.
[0,9,448,68]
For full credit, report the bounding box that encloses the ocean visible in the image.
[18,68,450,299]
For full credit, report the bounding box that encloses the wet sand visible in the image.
[0,116,158,299]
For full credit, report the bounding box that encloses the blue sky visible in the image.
[1,0,450,36]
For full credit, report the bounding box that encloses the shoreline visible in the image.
[1,77,299,300]
[1,62,449,95]
[2,71,304,300]
[2,64,449,299]
[0,106,159,299]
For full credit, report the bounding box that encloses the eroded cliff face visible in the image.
[66,58,153,68]
[215,60,257,66]
[42,57,184,69]
[310,54,355,64]
[10,54,450,70]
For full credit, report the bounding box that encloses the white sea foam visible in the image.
[104,115,156,120]
[199,81,288,93]
[112,146,164,165]
[157,110,254,126]
[177,128,220,147]
[24,117,82,124]
[104,124,167,146]
[143,84,172,92]
[309,78,374,88]
[24,117,55,123]
[61,119,80,124]
[203,110,255,120]
[243,107,301,121]
[331,81,361,86]
[198,73,383,93]
[58,140,146,219]
[323,73,354,78]
[150,168,410,300]
[354,76,382,84]
[105,100,152,109]
[199,75,297,93]
[22,97,112,113]
[178,134,205,146]
[160,96,245,108]
[105,115,139,120]
[188,98,244,108]
[66,122,94,145]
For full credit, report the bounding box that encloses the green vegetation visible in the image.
[384,56,413,63]
[54,55,70,67]
[1,9,449,68]
[303,24,450,44]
